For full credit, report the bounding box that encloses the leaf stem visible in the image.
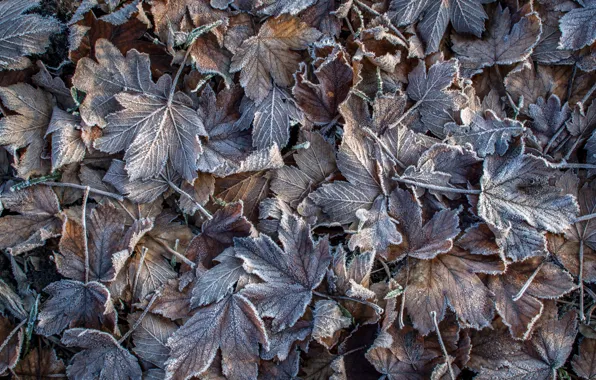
[132,247,149,300]
[385,100,420,132]
[399,257,409,329]
[312,291,383,314]
[118,290,161,345]
[552,161,596,170]
[42,182,124,201]
[0,318,26,355]
[163,177,213,220]
[352,0,408,45]
[580,83,596,108]
[363,127,405,169]
[393,176,481,195]
[512,261,545,301]
[579,240,585,321]
[82,186,90,284]
[150,236,196,269]
[431,311,455,380]
[574,213,596,223]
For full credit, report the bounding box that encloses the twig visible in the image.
[384,100,421,133]
[0,318,26,355]
[512,261,545,301]
[580,83,596,108]
[118,290,161,345]
[431,311,455,380]
[150,236,196,269]
[340,345,367,357]
[312,291,383,313]
[377,257,391,279]
[430,310,455,380]
[132,247,149,300]
[363,127,406,169]
[42,182,124,201]
[393,176,482,195]
[82,186,90,284]
[579,240,585,321]
[399,257,409,329]
[352,0,407,45]
[162,176,213,220]
[543,123,567,156]
[9,173,61,192]
[552,161,596,170]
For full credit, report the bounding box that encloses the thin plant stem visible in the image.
[431,311,455,380]
[0,318,26,355]
[399,257,409,329]
[118,290,161,344]
[363,127,406,169]
[575,213,596,223]
[553,161,596,170]
[512,261,545,301]
[82,187,90,284]
[543,124,567,156]
[150,236,196,269]
[580,83,596,107]
[385,100,421,132]
[132,247,149,300]
[341,345,367,357]
[393,176,482,195]
[579,240,585,321]
[312,291,382,313]
[43,182,124,201]
[352,0,408,45]
[163,176,213,220]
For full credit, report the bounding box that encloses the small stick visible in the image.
[150,237,196,269]
[574,213,596,223]
[43,182,124,201]
[580,83,596,107]
[132,247,149,300]
[579,240,585,321]
[163,176,212,220]
[363,127,406,169]
[431,311,456,380]
[0,318,26,355]
[312,291,383,314]
[552,162,596,170]
[393,176,482,195]
[82,187,90,284]
[543,123,567,156]
[399,257,409,329]
[512,261,545,301]
[352,0,408,45]
[118,290,161,345]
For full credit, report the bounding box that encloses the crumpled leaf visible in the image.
[0,0,61,70]
[348,195,402,255]
[451,4,542,76]
[384,188,460,262]
[312,300,351,349]
[0,185,61,255]
[0,83,53,178]
[234,212,331,332]
[36,280,117,336]
[445,109,525,157]
[0,316,22,374]
[293,49,353,124]
[572,337,596,379]
[165,294,269,380]
[13,347,66,380]
[230,15,322,102]
[46,108,86,171]
[61,328,142,380]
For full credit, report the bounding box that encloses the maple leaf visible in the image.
[230,15,322,103]
[72,39,156,128]
[165,294,269,380]
[0,83,53,179]
[13,348,65,379]
[558,0,596,49]
[272,130,337,208]
[405,59,466,135]
[488,257,575,339]
[56,202,150,282]
[451,4,542,76]
[528,95,571,150]
[36,280,117,336]
[61,328,142,380]
[474,302,577,379]
[95,72,207,182]
[0,0,61,70]
[388,0,489,54]
[32,61,76,110]
[129,312,177,369]
[309,128,383,225]
[572,337,596,379]
[0,186,61,255]
[234,212,331,331]
[478,143,579,261]
[0,316,22,374]
[312,300,351,349]
[261,319,311,362]
[384,188,460,262]
[293,49,353,125]
[237,84,302,149]
[445,109,525,157]
[396,246,503,335]
[301,0,342,37]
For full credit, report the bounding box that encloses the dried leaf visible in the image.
[572,337,596,379]
[130,312,177,369]
[312,300,351,349]
[0,316,22,374]
[13,348,66,380]
[558,0,596,49]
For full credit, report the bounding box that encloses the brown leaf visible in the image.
[572,337,596,379]
[13,347,65,380]
[0,316,22,374]
[129,312,177,369]
[230,15,322,102]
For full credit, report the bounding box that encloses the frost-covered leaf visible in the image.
[451,5,542,75]
[0,316,22,374]
[385,188,460,262]
[191,248,246,307]
[230,15,322,102]
[13,348,65,380]
[445,109,525,157]
[312,300,351,349]
[0,83,53,178]
[46,108,86,171]
[165,294,268,380]
[62,328,142,380]
[0,186,61,255]
[572,337,596,379]
[558,0,596,49]
[257,0,317,16]
[0,0,61,70]
[528,95,571,150]
[130,312,176,369]
[36,280,117,336]
[234,212,331,331]
[293,49,353,124]
[348,195,402,255]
